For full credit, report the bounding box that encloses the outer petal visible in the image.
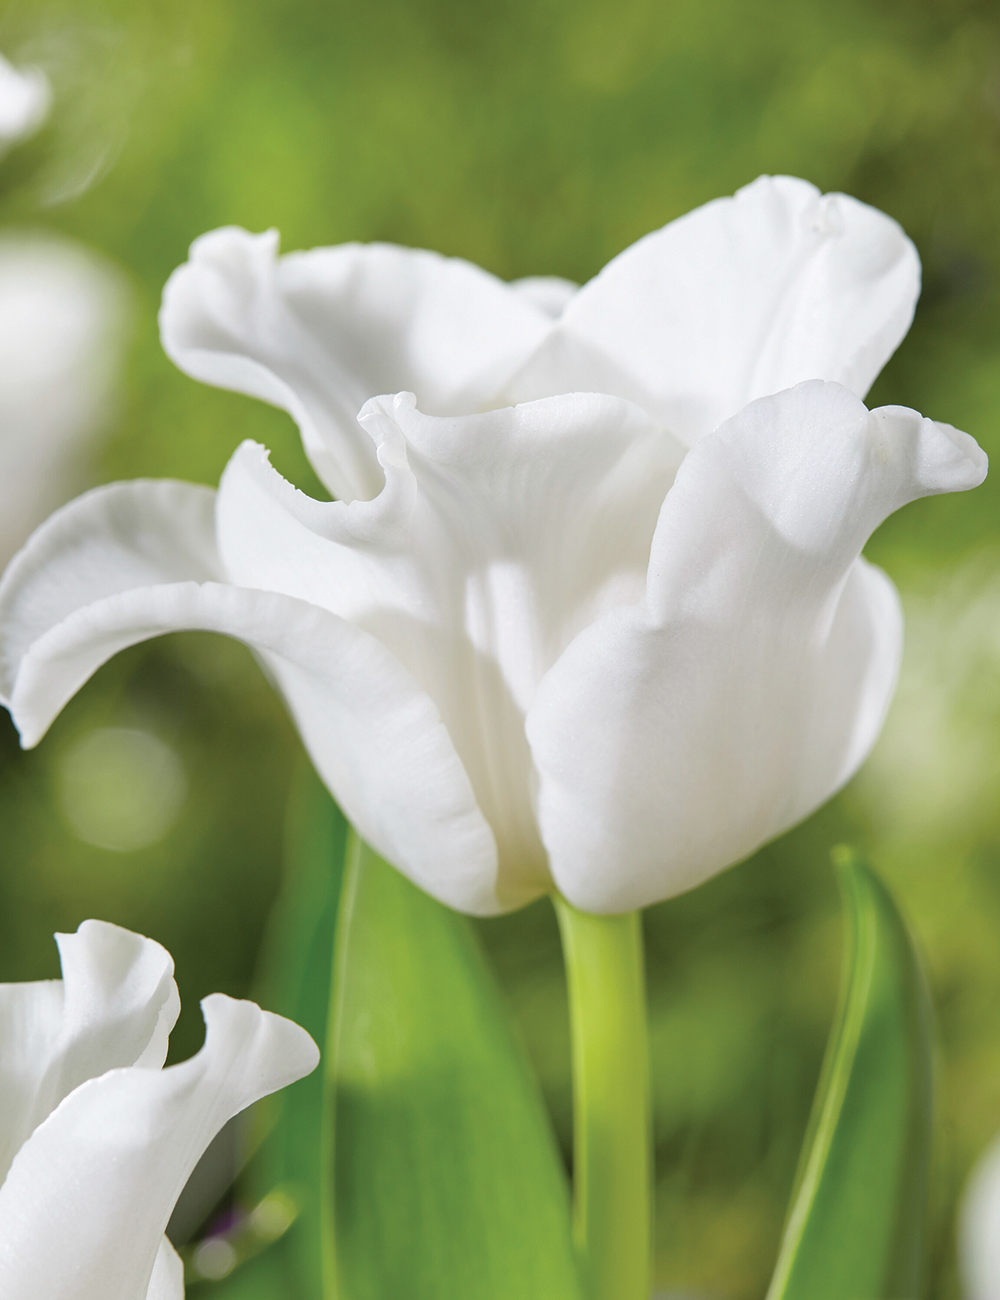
[527,381,987,913]
[0,995,317,1300]
[505,176,920,445]
[215,392,682,907]
[160,228,553,502]
[0,479,500,913]
[959,1130,1000,1300]
[0,921,179,1183]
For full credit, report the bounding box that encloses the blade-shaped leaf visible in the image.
[248,760,348,1299]
[329,837,584,1300]
[766,850,934,1300]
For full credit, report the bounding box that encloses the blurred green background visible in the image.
[1,0,1000,1294]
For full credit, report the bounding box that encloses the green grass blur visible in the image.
[1,0,999,1294]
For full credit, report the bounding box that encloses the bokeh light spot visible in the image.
[56,727,187,852]
[192,1237,236,1281]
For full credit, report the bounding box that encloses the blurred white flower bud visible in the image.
[0,51,50,153]
[0,233,128,567]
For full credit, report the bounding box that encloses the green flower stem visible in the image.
[554,896,651,1300]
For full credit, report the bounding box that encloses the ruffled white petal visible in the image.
[145,1239,184,1300]
[0,921,178,1183]
[959,1130,1000,1300]
[504,176,920,445]
[215,391,682,907]
[159,228,553,502]
[527,381,987,913]
[0,479,220,702]
[0,995,317,1300]
[0,478,500,912]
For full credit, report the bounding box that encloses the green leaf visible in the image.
[250,760,348,1299]
[766,850,934,1300]
[329,837,585,1300]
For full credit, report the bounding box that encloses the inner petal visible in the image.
[216,391,681,900]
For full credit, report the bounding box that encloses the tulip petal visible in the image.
[215,392,682,907]
[0,995,317,1300]
[145,1239,183,1300]
[160,228,553,502]
[0,921,179,1183]
[506,176,920,445]
[528,381,987,913]
[0,479,500,913]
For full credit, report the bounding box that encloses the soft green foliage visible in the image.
[329,838,583,1300]
[0,0,998,1295]
[188,763,345,1297]
[251,764,347,1298]
[767,853,933,1300]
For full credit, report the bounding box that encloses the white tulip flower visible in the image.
[0,919,319,1299]
[0,233,127,567]
[0,51,49,154]
[0,177,987,915]
[0,920,315,1294]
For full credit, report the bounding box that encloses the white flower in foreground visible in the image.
[0,233,127,566]
[0,51,49,154]
[960,1130,1000,1299]
[0,919,318,1299]
[0,177,987,915]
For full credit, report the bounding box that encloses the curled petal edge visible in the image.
[6,579,502,914]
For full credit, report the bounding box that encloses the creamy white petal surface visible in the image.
[960,1130,1000,1300]
[0,52,49,151]
[0,921,318,1300]
[0,234,129,566]
[159,175,917,499]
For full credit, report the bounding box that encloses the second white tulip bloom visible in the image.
[0,920,318,1300]
[0,177,987,915]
